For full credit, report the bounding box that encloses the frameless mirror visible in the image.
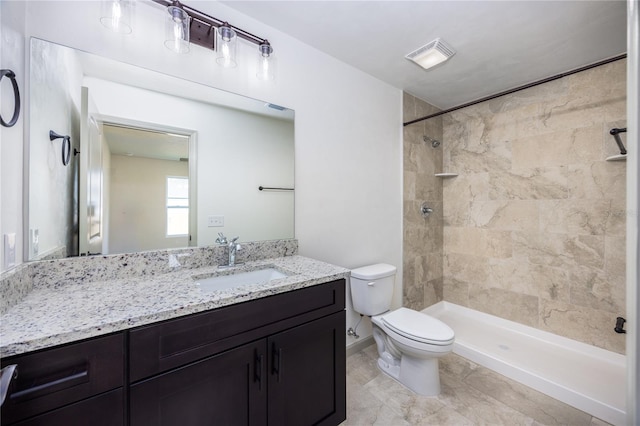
[27,38,294,261]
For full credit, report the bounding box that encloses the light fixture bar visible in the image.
[152,0,270,50]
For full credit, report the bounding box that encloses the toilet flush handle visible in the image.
[367,282,375,287]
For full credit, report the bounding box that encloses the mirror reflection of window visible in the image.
[167,176,189,237]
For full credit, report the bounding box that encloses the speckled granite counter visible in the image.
[0,255,350,357]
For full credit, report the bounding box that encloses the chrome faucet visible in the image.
[215,232,242,267]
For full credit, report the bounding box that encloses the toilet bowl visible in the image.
[350,264,454,396]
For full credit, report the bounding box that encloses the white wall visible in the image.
[109,154,188,253]
[0,1,26,270]
[28,38,82,259]
[1,1,403,345]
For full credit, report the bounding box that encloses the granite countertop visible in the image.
[0,255,350,357]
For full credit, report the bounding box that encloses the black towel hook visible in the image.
[49,130,76,166]
[0,69,21,128]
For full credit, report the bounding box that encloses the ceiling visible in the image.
[222,1,627,110]
[103,124,190,161]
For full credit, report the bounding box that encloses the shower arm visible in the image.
[609,128,627,155]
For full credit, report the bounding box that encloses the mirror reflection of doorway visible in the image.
[102,123,194,254]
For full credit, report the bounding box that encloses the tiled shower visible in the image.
[403,58,627,354]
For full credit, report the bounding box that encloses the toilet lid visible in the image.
[380,307,454,345]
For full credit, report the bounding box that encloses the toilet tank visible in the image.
[350,264,397,316]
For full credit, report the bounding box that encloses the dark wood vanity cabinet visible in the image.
[129,279,346,426]
[1,278,346,426]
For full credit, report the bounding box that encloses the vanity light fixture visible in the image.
[257,41,275,80]
[405,38,455,71]
[150,0,275,79]
[100,0,133,34]
[216,23,237,68]
[165,3,191,53]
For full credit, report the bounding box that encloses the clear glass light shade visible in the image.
[100,0,133,34]
[216,25,237,68]
[256,43,276,81]
[164,6,190,54]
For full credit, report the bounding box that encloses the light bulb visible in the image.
[216,24,237,68]
[164,5,190,53]
[100,0,132,34]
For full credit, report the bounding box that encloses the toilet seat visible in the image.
[379,308,454,346]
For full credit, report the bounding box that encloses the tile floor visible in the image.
[344,343,611,425]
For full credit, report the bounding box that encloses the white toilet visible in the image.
[350,263,454,396]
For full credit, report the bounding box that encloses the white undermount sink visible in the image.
[193,267,288,292]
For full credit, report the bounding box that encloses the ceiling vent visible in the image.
[405,38,456,71]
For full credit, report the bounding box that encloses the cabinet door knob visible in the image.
[0,364,18,406]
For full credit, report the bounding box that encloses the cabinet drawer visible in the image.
[1,333,124,425]
[130,279,345,382]
[11,389,124,426]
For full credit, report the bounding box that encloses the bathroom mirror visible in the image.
[26,38,294,261]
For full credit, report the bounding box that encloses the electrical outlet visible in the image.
[207,215,224,227]
[4,233,16,269]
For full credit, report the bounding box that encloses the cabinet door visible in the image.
[268,311,346,426]
[130,340,267,426]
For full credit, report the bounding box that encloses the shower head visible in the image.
[423,135,441,148]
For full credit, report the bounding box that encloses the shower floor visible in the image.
[423,301,626,426]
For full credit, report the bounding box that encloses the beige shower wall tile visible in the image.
[469,287,539,327]
[443,277,470,306]
[404,224,441,257]
[487,77,570,114]
[512,125,602,169]
[486,258,537,296]
[529,264,571,304]
[443,172,490,201]
[605,198,627,236]
[540,299,625,354]
[570,266,626,314]
[604,235,626,279]
[538,99,620,134]
[469,200,539,232]
[512,232,605,270]
[403,92,420,122]
[444,227,512,258]
[415,96,441,119]
[416,252,443,284]
[403,170,416,200]
[423,277,443,308]
[447,140,512,174]
[403,281,425,311]
[488,166,569,200]
[443,110,486,148]
[415,172,442,201]
[444,253,489,285]
[568,161,626,200]
[567,59,626,101]
[539,199,612,236]
[404,137,431,172]
[443,198,470,228]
